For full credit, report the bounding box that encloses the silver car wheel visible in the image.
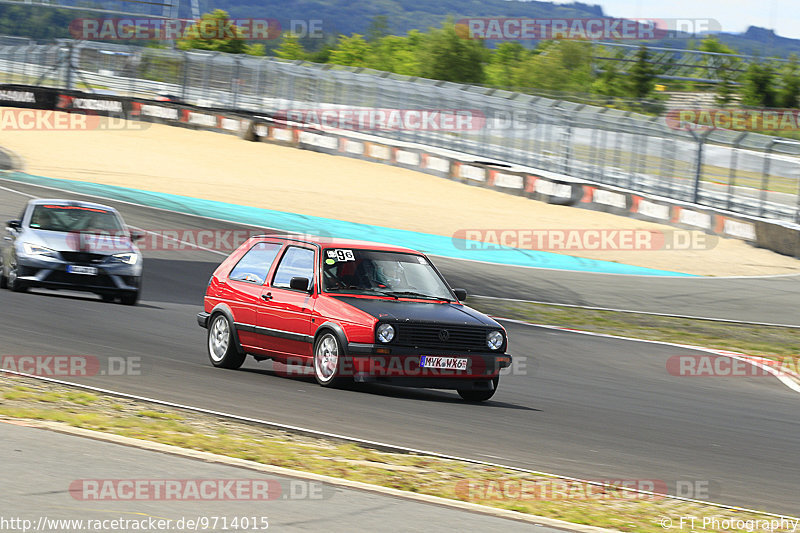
[208,315,230,362]
[314,334,339,383]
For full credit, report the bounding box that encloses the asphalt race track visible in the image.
[1,182,799,516]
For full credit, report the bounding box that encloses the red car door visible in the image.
[221,241,282,353]
[257,245,317,361]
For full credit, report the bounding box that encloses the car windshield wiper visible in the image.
[326,287,386,295]
[381,291,451,301]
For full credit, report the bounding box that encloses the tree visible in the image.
[485,42,525,88]
[514,41,593,94]
[274,32,307,60]
[699,37,740,106]
[592,59,626,97]
[627,45,656,99]
[778,55,800,108]
[366,34,422,76]
[366,15,389,42]
[742,61,778,107]
[328,34,370,67]
[418,20,487,84]
[177,10,246,55]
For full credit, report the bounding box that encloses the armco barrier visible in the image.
[0,84,57,109]
[0,83,790,258]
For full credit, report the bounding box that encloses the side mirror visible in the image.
[130,230,144,242]
[452,288,467,301]
[290,276,311,291]
[6,220,21,230]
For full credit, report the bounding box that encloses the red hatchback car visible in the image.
[197,236,513,401]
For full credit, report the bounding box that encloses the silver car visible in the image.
[1,199,143,305]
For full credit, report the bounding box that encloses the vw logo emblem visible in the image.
[438,329,450,341]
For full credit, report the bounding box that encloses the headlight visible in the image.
[376,323,395,343]
[108,252,139,265]
[22,242,59,258]
[487,330,504,350]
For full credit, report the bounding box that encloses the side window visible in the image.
[272,246,315,289]
[228,242,281,285]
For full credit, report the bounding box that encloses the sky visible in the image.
[552,0,800,39]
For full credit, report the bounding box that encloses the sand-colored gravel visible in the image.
[1,110,799,276]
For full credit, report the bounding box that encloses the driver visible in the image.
[31,209,53,230]
[374,261,406,289]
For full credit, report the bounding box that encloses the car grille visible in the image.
[59,251,107,264]
[44,270,116,287]
[395,324,489,350]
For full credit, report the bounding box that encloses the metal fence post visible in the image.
[690,130,706,205]
[232,56,241,109]
[180,51,188,102]
[758,139,775,218]
[65,42,75,90]
[561,109,574,175]
[725,134,745,212]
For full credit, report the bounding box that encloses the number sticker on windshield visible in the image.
[328,249,355,262]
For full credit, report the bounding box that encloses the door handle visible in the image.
[261,292,273,301]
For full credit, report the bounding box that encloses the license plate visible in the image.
[67,265,98,276]
[419,356,468,370]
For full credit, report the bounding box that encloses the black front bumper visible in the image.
[348,342,512,366]
[197,312,210,329]
[345,342,513,387]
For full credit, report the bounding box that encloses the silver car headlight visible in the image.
[487,330,504,350]
[377,323,395,343]
[22,242,59,259]
[108,252,139,265]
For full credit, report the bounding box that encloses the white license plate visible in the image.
[67,265,98,276]
[419,356,468,370]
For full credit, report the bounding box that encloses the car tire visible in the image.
[101,294,116,303]
[313,332,349,388]
[207,313,245,369]
[6,257,27,293]
[119,291,139,306]
[457,377,499,402]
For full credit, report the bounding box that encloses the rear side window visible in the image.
[229,242,281,285]
[273,246,315,289]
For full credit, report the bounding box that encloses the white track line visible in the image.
[473,295,800,329]
[497,317,800,395]
[0,368,796,520]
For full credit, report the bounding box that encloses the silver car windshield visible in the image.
[28,204,124,233]
[321,249,453,300]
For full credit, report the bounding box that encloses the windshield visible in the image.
[28,204,124,233]
[321,248,453,300]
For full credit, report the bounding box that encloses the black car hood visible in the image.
[331,296,500,327]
